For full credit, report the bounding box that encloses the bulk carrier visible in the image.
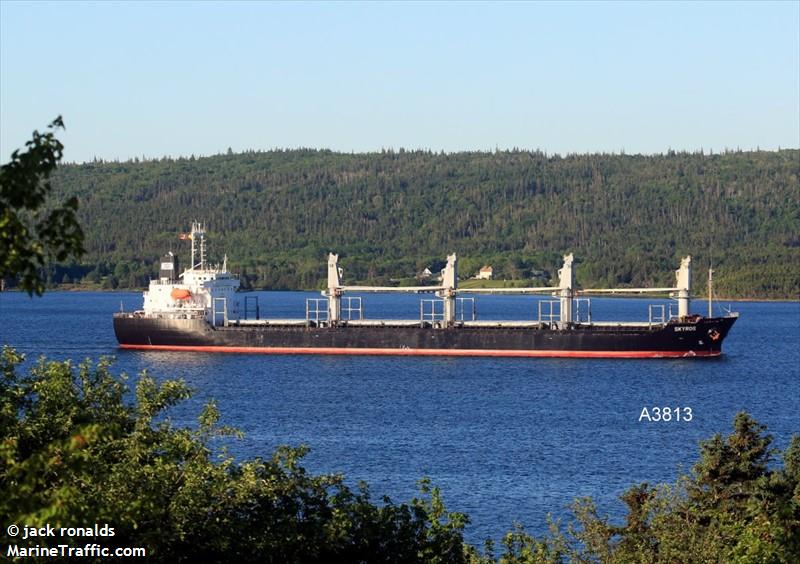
[114,222,738,358]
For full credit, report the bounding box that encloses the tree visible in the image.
[689,412,774,508]
[0,116,84,295]
[0,348,474,563]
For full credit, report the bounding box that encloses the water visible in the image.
[1,291,798,545]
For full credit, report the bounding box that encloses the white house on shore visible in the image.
[475,265,493,280]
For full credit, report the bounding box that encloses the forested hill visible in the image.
[48,148,799,298]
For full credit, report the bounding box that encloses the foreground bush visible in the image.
[0,348,471,563]
[493,415,800,564]
[2,347,797,563]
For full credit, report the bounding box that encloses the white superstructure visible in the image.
[142,222,241,321]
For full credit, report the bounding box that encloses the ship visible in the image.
[114,222,738,358]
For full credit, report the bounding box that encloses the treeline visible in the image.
[42,148,800,297]
[2,350,798,562]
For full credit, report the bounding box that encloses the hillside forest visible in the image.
[31,148,800,298]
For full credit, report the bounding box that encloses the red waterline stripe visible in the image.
[119,344,721,359]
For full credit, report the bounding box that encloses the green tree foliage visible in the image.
[48,148,798,297]
[0,348,473,563]
[0,117,84,295]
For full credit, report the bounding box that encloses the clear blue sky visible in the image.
[1,1,798,163]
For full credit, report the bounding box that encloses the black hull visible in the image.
[113,315,737,358]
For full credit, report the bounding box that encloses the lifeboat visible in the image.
[170,288,191,300]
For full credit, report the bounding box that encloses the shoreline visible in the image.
[2,286,798,303]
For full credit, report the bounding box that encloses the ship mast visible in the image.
[708,266,713,318]
[189,221,207,270]
[201,235,205,269]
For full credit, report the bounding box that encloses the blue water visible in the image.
[1,291,798,545]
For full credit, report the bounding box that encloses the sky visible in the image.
[1,0,798,163]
